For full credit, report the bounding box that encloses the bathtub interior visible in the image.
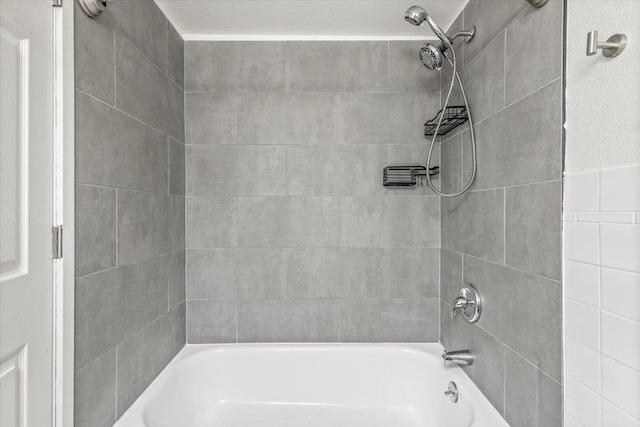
[143,346,473,427]
[114,344,507,427]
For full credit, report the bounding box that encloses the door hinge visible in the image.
[53,0,62,7]
[52,226,63,259]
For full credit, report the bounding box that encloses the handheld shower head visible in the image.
[404,6,452,47]
[404,6,427,26]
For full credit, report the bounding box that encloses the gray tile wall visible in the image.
[73,0,185,424]
[184,40,442,344]
[439,1,564,426]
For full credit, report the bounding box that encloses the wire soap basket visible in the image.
[424,106,469,137]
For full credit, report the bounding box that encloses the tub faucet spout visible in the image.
[442,349,474,366]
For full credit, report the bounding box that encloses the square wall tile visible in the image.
[74,3,115,105]
[117,191,184,265]
[461,32,506,123]
[601,268,640,322]
[387,248,439,298]
[186,145,287,197]
[75,91,168,193]
[75,185,117,277]
[504,348,563,427]
[340,299,439,342]
[185,41,284,92]
[602,399,640,427]
[285,41,388,92]
[103,0,168,71]
[187,300,237,344]
[565,299,600,351]
[237,93,339,145]
[442,189,505,263]
[186,249,286,300]
[601,312,640,371]
[185,93,237,145]
[565,222,599,265]
[74,349,116,427]
[564,260,600,307]
[602,356,640,420]
[463,0,528,65]
[440,249,463,305]
[464,256,562,381]
[186,197,237,248]
[340,93,439,145]
[286,145,388,196]
[116,304,185,417]
[564,171,599,212]
[505,0,563,104]
[115,34,184,141]
[466,326,506,415]
[505,180,562,279]
[285,248,386,299]
[600,164,640,212]
[168,138,185,195]
[237,299,340,342]
[237,197,339,248]
[462,80,562,190]
[600,224,640,273]
[565,376,601,427]
[565,338,601,393]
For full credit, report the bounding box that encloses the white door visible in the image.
[0,1,55,426]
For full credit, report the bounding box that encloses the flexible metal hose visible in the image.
[424,45,477,197]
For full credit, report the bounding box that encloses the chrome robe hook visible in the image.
[587,31,627,57]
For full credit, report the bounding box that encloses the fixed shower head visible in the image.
[404,6,453,47]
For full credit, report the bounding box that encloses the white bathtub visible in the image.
[115,343,509,427]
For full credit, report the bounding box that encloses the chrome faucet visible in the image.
[451,295,474,318]
[450,283,482,323]
[442,349,474,366]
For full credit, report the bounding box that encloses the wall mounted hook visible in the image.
[587,31,627,57]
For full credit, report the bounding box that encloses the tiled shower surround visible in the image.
[73,0,185,424]
[184,41,443,343]
[72,0,567,426]
[439,0,564,426]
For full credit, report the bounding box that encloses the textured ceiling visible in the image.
[155,1,469,40]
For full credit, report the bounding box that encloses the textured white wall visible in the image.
[566,0,640,172]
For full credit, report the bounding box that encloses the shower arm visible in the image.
[450,27,476,43]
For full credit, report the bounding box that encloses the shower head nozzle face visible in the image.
[404,6,427,26]
[419,43,443,70]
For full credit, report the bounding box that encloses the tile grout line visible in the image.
[76,87,184,144]
[503,188,507,265]
[115,189,119,266]
[114,31,117,108]
[114,347,118,420]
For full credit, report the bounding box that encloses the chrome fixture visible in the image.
[442,349,474,367]
[587,31,627,57]
[451,283,482,323]
[404,6,475,71]
[403,6,478,197]
[78,0,108,17]
[526,0,548,7]
[444,381,459,403]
